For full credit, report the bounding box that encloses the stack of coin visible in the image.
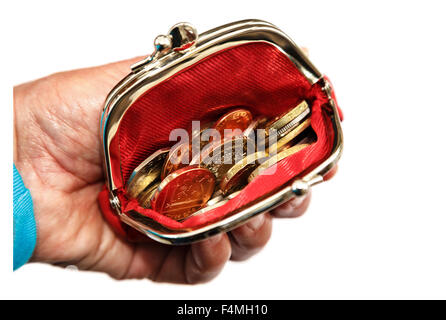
[125,101,314,221]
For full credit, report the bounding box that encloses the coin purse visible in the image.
[99,20,343,244]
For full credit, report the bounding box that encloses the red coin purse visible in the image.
[98,20,343,244]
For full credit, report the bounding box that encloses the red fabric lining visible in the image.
[99,42,337,235]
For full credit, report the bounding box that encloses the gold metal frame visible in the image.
[100,19,343,244]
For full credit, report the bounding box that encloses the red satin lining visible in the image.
[100,42,335,232]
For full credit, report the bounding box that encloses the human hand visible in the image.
[13,57,335,283]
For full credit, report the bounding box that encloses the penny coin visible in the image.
[220,151,269,195]
[126,148,169,200]
[248,143,310,182]
[190,121,214,150]
[161,142,191,179]
[213,109,253,140]
[179,195,229,222]
[179,188,244,222]
[243,116,268,139]
[150,166,216,221]
[193,135,256,183]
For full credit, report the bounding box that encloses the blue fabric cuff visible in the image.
[13,164,37,270]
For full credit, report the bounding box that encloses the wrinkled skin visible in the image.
[13,57,336,283]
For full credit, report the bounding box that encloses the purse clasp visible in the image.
[131,22,198,72]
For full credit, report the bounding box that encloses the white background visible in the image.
[2,0,446,299]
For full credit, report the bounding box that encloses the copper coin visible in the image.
[190,121,214,149]
[243,116,268,139]
[150,166,216,221]
[179,195,228,222]
[213,109,253,140]
[161,142,191,179]
[126,148,169,200]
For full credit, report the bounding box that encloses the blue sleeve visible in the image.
[13,164,37,270]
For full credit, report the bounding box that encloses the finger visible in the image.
[132,234,230,284]
[324,164,338,181]
[67,56,144,92]
[183,233,231,284]
[93,56,144,80]
[272,190,311,218]
[229,213,273,261]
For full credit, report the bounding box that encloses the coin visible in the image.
[248,143,310,182]
[227,190,241,200]
[190,121,214,150]
[161,142,191,179]
[138,182,160,208]
[126,148,169,200]
[243,116,268,138]
[206,190,224,207]
[192,135,256,183]
[273,118,311,152]
[150,166,216,221]
[260,103,311,152]
[179,195,229,222]
[220,151,269,195]
[213,109,253,140]
[266,100,309,134]
[282,127,316,150]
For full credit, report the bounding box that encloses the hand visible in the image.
[13,57,335,283]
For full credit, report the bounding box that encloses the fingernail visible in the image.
[276,196,306,215]
[206,233,223,245]
[246,214,265,231]
[288,195,306,209]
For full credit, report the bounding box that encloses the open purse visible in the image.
[98,19,343,244]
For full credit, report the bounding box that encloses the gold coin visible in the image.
[150,166,216,221]
[273,118,311,152]
[126,148,169,200]
[220,151,268,195]
[248,143,310,182]
[138,182,160,208]
[266,100,309,134]
[261,110,311,152]
[192,135,256,183]
[227,190,242,200]
[206,190,224,207]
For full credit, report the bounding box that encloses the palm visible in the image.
[14,57,310,283]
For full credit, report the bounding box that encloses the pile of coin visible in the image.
[126,100,314,221]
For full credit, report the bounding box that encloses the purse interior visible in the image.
[103,42,335,231]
